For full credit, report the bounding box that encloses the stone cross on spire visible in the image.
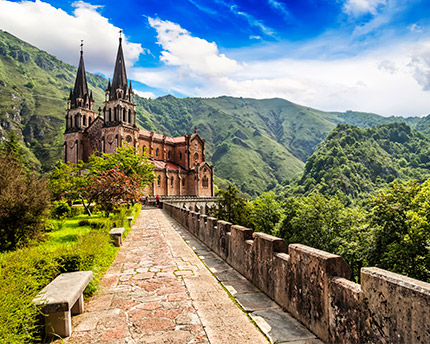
[69,40,89,108]
[108,29,129,100]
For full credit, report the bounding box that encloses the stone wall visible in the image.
[163,202,430,344]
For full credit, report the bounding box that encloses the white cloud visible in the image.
[1,1,429,117]
[343,0,387,16]
[0,0,144,75]
[267,0,290,21]
[377,60,397,74]
[134,90,155,99]
[409,42,430,91]
[148,17,242,77]
[409,24,423,32]
[132,26,430,117]
[231,6,277,38]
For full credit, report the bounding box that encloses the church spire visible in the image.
[108,30,128,100]
[69,41,90,109]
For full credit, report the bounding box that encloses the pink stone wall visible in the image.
[163,202,430,344]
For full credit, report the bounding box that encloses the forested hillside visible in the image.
[0,30,106,171]
[283,123,430,201]
[1,30,430,195]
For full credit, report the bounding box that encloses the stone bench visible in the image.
[126,216,133,227]
[34,271,93,338]
[109,227,125,247]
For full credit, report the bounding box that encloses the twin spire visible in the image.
[107,31,133,101]
[69,32,133,110]
[69,40,92,109]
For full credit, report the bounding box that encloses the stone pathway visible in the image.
[57,208,268,343]
[165,214,324,344]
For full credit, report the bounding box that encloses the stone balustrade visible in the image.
[163,202,430,344]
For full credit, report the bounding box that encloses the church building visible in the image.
[64,37,214,197]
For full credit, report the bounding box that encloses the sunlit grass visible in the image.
[44,214,102,248]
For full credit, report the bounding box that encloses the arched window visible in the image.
[83,115,87,126]
[157,176,161,187]
[171,176,174,188]
[168,151,171,160]
[123,108,126,122]
[108,108,112,122]
[202,176,209,188]
[128,109,132,123]
[179,152,182,160]
[75,114,79,127]
[88,117,92,126]
[156,148,159,158]
[194,153,199,162]
[182,178,185,187]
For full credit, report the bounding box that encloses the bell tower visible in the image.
[102,31,138,154]
[64,42,97,163]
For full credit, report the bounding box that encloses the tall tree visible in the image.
[0,142,50,251]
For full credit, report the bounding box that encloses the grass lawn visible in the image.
[44,214,103,248]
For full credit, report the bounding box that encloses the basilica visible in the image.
[64,37,214,197]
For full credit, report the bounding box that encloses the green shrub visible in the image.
[51,200,71,219]
[89,218,109,230]
[44,218,64,232]
[0,247,59,343]
[78,219,90,227]
[70,206,85,217]
[0,205,142,341]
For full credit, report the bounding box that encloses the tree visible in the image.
[278,193,366,280]
[48,161,88,201]
[211,185,253,228]
[49,145,155,216]
[89,145,155,186]
[83,168,145,215]
[368,180,430,282]
[0,149,50,251]
[251,192,282,234]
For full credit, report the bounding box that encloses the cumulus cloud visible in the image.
[148,17,242,77]
[0,0,144,75]
[132,28,430,117]
[343,0,387,16]
[377,60,397,74]
[409,42,430,91]
[134,90,155,99]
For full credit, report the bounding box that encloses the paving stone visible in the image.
[235,291,281,312]
[250,308,319,343]
[223,279,261,295]
[57,208,321,344]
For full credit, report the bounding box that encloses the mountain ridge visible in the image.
[1,30,430,195]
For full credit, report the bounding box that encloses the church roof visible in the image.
[107,36,131,101]
[69,46,90,109]
[139,130,186,144]
[153,160,183,171]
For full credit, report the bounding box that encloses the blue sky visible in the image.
[1,0,430,116]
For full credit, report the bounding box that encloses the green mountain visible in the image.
[288,122,430,200]
[1,30,430,195]
[0,30,106,171]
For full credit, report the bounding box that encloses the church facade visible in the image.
[64,38,214,197]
